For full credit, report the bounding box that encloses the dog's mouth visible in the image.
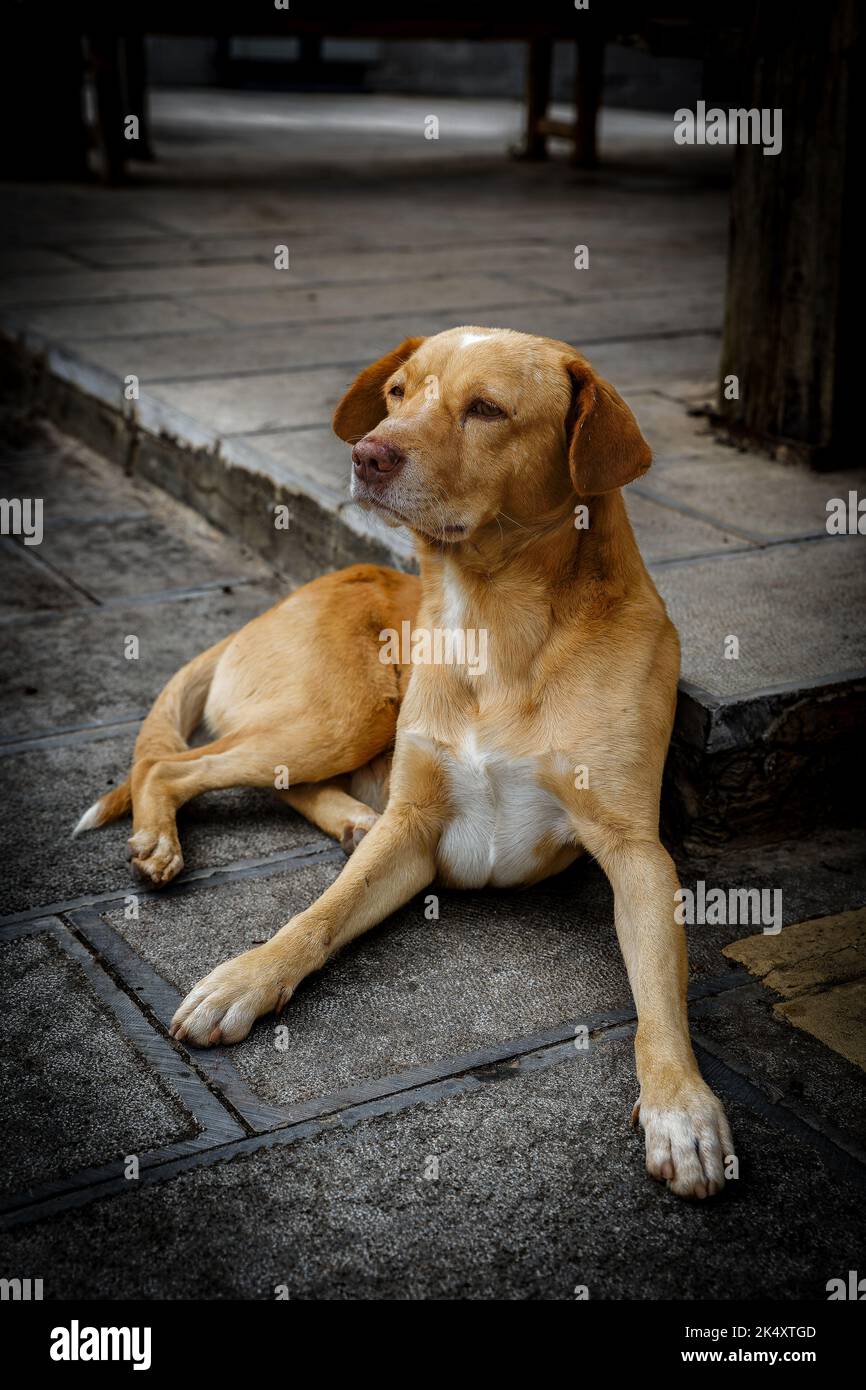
[357,491,467,544]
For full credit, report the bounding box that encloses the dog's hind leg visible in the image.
[73,635,233,842]
[277,779,379,855]
[128,733,254,886]
[128,726,358,886]
[278,752,393,853]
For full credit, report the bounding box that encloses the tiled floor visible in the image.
[1,93,865,1298]
[0,415,865,1298]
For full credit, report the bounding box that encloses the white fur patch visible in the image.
[460,332,491,348]
[72,801,103,838]
[429,730,572,888]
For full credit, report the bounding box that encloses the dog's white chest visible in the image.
[430,731,572,889]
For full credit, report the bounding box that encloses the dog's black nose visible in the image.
[352,436,406,483]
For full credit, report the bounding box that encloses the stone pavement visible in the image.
[1,413,866,1300]
[1,91,864,849]
[1,92,865,1299]
[725,907,866,1072]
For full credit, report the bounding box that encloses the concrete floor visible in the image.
[1,414,865,1300]
[1,92,865,1300]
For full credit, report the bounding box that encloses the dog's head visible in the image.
[333,326,651,546]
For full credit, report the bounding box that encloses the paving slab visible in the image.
[639,448,866,541]
[497,288,722,344]
[681,828,866,939]
[2,214,169,244]
[511,255,727,303]
[70,314,443,384]
[0,930,193,1195]
[73,322,722,403]
[2,1038,863,1299]
[157,288,721,353]
[722,908,866,1072]
[0,262,302,307]
[39,513,270,602]
[234,426,351,503]
[0,734,330,919]
[625,490,744,563]
[573,332,720,399]
[147,366,354,437]
[101,853,761,1112]
[775,982,866,1074]
[106,860,623,1109]
[0,543,79,618]
[62,230,562,271]
[3,298,226,342]
[185,272,559,329]
[628,390,738,466]
[654,537,866,698]
[93,827,866,1112]
[9,241,582,298]
[692,986,866,1148]
[0,582,282,739]
[0,423,156,522]
[61,232,370,271]
[725,908,866,997]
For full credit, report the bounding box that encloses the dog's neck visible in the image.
[415,490,637,621]
[408,490,642,680]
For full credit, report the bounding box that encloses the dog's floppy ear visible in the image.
[332,337,426,442]
[564,357,651,495]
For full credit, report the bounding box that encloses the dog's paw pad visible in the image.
[128,830,183,887]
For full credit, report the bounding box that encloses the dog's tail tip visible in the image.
[72,780,132,837]
[72,802,104,838]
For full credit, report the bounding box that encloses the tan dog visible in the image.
[77,327,734,1199]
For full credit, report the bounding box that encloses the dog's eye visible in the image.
[467,399,505,419]
[388,385,405,400]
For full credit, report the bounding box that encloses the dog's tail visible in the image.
[72,779,133,835]
[72,634,233,837]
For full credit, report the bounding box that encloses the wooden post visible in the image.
[521,37,553,160]
[89,34,127,184]
[718,0,859,467]
[573,34,604,167]
[123,34,154,162]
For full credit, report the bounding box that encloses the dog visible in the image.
[76,326,734,1199]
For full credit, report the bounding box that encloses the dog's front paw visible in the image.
[169,947,288,1046]
[633,1076,734,1200]
[128,828,183,886]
